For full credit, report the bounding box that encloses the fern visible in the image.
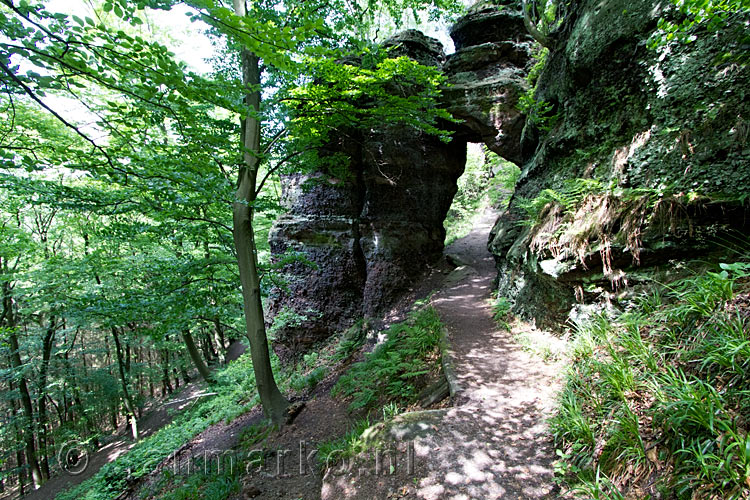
[518,178,604,223]
[332,307,443,411]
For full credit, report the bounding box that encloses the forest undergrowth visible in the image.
[551,255,750,499]
[96,304,448,500]
[53,351,264,500]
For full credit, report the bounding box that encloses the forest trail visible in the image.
[418,207,563,498]
[18,381,207,500]
[322,207,564,499]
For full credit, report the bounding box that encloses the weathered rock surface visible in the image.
[266,36,460,349]
[490,0,750,328]
[268,5,534,349]
[269,127,466,349]
[444,2,533,165]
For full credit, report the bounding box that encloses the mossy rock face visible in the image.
[489,0,750,328]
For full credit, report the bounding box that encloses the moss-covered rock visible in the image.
[444,2,534,164]
[490,0,750,328]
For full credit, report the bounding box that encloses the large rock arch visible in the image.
[267,4,534,350]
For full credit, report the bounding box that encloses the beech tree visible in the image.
[0,0,462,445]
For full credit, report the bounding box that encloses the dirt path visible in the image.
[418,207,562,499]
[321,207,563,499]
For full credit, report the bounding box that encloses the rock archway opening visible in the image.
[443,142,521,247]
[267,2,534,350]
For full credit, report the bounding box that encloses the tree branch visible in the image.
[0,59,117,169]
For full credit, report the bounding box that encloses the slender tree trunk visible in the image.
[15,438,26,496]
[137,344,144,398]
[9,379,27,496]
[124,341,131,377]
[9,351,42,489]
[80,334,89,393]
[181,330,213,383]
[179,356,191,385]
[205,331,218,361]
[104,335,121,431]
[213,318,227,364]
[62,385,69,423]
[148,350,155,398]
[111,405,118,432]
[232,1,289,425]
[3,279,44,488]
[199,333,212,364]
[111,327,138,440]
[161,348,173,396]
[37,317,57,479]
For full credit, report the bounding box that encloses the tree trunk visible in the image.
[3,277,44,489]
[16,441,26,496]
[124,341,131,377]
[213,317,226,363]
[103,335,120,432]
[148,350,155,398]
[9,379,27,496]
[199,332,212,365]
[37,317,57,479]
[111,327,138,440]
[8,338,43,488]
[204,331,219,362]
[161,348,173,396]
[232,0,289,425]
[179,356,191,385]
[181,330,213,383]
[111,405,118,431]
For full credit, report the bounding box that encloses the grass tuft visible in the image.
[551,256,750,498]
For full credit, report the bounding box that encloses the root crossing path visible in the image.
[419,207,562,499]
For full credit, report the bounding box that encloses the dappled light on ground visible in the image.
[321,208,563,499]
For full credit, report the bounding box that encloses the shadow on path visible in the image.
[322,207,563,500]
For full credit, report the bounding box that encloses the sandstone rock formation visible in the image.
[489,0,750,328]
[267,33,464,350]
[268,6,534,349]
[269,124,466,349]
[444,1,534,165]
